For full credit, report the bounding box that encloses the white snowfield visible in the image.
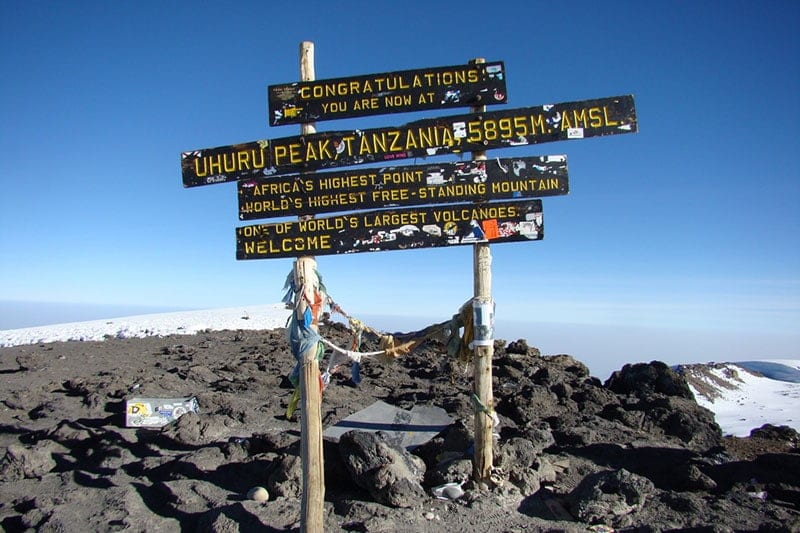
[687,360,800,437]
[1,305,798,437]
[0,304,292,348]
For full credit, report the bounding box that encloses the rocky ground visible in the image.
[0,320,798,532]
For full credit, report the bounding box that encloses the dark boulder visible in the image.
[567,468,655,527]
[338,430,426,508]
[750,424,800,443]
[605,361,694,399]
[505,339,530,355]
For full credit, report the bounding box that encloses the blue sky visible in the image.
[1,1,798,374]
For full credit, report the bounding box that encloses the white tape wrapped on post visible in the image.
[472,298,495,346]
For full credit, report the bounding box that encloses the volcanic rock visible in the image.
[0,325,798,531]
[338,430,426,508]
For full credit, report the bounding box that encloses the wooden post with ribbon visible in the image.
[470,57,495,485]
[296,41,325,533]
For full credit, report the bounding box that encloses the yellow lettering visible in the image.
[418,126,433,147]
[321,101,347,114]
[359,135,372,155]
[371,132,387,153]
[273,234,332,253]
[384,94,412,107]
[194,157,207,177]
[388,131,402,152]
[354,97,378,110]
[340,136,356,157]
[572,109,588,129]
[237,151,250,170]
[240,225,261,238]
[363,211,427,227]
[197,148,265,178]
[513,116,528,137]
[441,126,455,147]
[467,120,482,143]
[530,114,547,134]
[305,141,319,161]
[317,139,333,159]
[381,170,422,184]
[273,145,288,165]
[432,205,513,223]
[589,107,603,128]
[208,154,222,174]
[289,143,302,164]
[252,148,265,169]
[405,129,418,149]
[603,106,619,126]
[371,189,410,202]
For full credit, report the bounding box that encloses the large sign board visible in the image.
[236,199,543,260]
[269,61,506,126]
[182,95,636,187]
[238,155,568,220]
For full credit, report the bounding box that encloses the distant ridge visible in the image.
[735,360,800,383]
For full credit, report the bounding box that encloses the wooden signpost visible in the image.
[295,42,325,533]
[181,42,638,531]
[269,61,506,125]
[469,57,493,485]
[238,155,568,220]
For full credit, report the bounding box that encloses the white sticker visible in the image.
[453,121,467,138]
[567,127,584,139]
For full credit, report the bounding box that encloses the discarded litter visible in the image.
[125,396,199,428]
[432,482,464,500]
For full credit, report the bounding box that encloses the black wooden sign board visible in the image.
[269,61,506,126]
[181,95,636,188]
[236,199,543,260]
[238,155,568,220]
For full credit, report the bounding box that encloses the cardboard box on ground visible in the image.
[125,397,200,427]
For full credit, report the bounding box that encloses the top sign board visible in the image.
[269,61,506,126]
[182,94,637,187]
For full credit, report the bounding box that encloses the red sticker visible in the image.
[482,219,500,240]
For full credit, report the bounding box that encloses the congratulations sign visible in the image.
[269,61,506,125]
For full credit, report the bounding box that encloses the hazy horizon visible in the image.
[3,300,796,380]
[0,300,196,330]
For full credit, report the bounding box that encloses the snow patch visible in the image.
[685,360,800,437]
[0,304,292,348]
